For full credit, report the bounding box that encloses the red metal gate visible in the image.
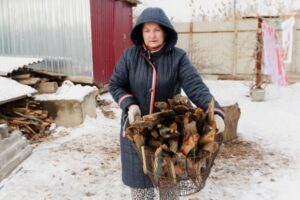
[114,1,133,64]
[90,0,133,84]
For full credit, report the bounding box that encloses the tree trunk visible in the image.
[222,103,241,142]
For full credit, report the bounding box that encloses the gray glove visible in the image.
[214,114,225,134]
[128,105,141,124]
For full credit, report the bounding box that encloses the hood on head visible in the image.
[130,7,178,49]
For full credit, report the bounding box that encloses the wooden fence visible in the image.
[174,17,300,82]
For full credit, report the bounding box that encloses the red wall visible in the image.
[114,1,133,64]
[90,0,133,84]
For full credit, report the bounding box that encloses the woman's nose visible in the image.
[149,31,155,39]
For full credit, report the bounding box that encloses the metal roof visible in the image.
[0,57,43,76]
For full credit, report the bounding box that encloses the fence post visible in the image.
[232,0,238,76]
[255,17,263,89]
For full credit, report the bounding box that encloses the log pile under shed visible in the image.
[125,95,223,195]
[0,67,99,141]
[0,98,53,143]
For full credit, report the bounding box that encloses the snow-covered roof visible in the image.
[0,76,37,105]
[0,57,43,76]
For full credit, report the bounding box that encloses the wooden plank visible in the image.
[65,76,94,84]
[18,77,41,85]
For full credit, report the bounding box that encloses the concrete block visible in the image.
[251,88,265,102]
[36,82,58,94]
[40,91,97,127]
[0,145,32,181]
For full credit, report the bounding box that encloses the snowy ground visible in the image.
[0,80,300,200]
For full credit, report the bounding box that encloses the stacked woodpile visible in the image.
[9,68,65,94]
[96,96,115,119]
[125,95,223,195]
[0,98,53,142]
[9,68,99,93]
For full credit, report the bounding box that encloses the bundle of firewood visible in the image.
[0,98,53,142]
[125,95,222,195]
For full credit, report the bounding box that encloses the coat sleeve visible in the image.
[109,50,138,112]
[178,53,225,119]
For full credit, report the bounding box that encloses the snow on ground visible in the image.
[1,80,300,200]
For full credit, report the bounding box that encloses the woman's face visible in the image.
[142,22,165,50]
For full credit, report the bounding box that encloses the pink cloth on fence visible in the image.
[262,22,288,86]
[276,47,288,86]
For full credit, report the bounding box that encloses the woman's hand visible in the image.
[128,105,142,124]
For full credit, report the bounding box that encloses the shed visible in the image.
[0,0,139,84]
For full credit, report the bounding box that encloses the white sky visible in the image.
[1,80,300,200]
[135,0,300,22]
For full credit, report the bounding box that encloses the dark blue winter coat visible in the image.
[109,7,224,188]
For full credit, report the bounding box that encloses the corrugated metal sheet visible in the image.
[0,0,93,77]
[0,56,43,75]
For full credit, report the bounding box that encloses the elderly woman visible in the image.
[109,7,225,200]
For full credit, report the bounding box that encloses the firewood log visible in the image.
[202,141,219,153]
[150,130,159,138]
[155,101,170,112]
[193,107,205,122]
[143,110,176,121]
[153,146,163,179]
[161,144,171,153]
[148,138,162,148]
[175,152,188,179]
[207,99,215,127]
[169,139,178,153]
[174,94,191,107]
[198,127,216,146]
[183,120,198,138]
[125,127,139,141]
[167,98,177,109]
[157,124,172,139]
[129,120,156,130]
[173,105,191,114]
[12,107,28,114]
[166,158,177,183]
[180,133,200,156]
[133,133,145,150]
[141,146,148,174]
